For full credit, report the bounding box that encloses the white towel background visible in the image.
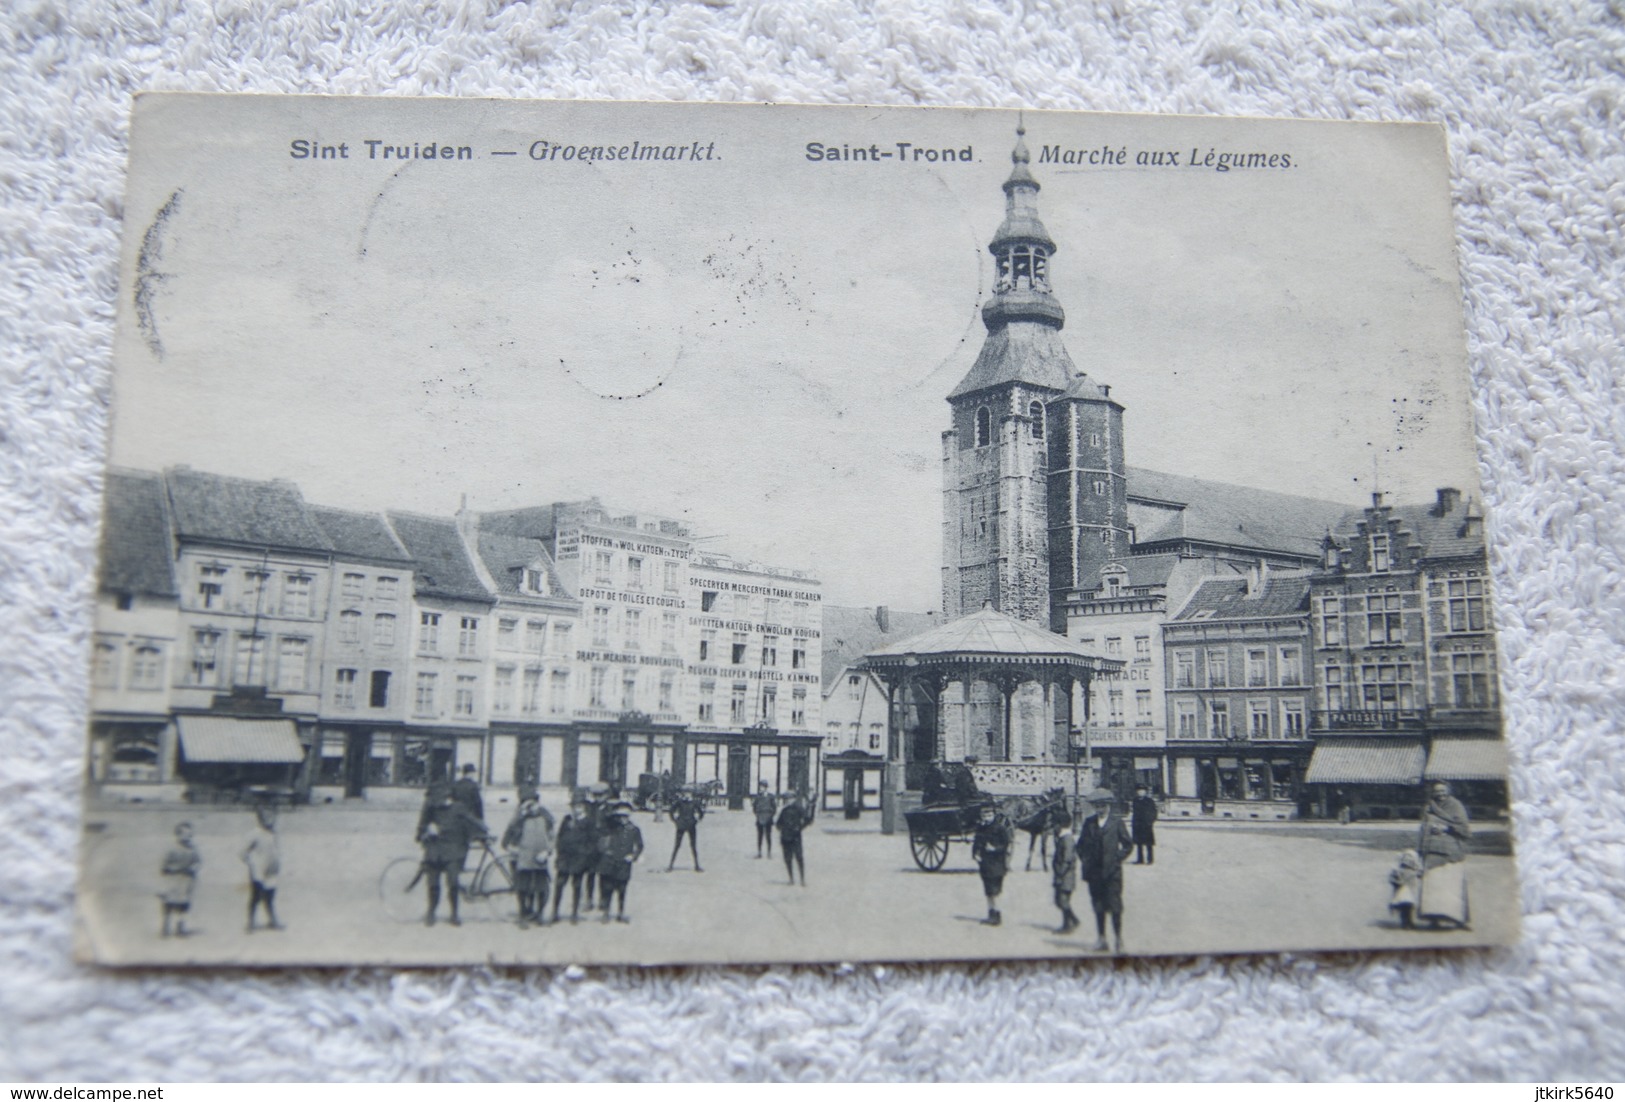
[2,1,1623,1082]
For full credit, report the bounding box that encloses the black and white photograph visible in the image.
[76,94,1518,967]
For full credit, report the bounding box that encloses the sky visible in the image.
[111,97,1482,610]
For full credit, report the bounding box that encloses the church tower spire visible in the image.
[981,121,1066,332]
[941,122,1129,630]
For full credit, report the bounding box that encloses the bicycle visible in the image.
[378,836,518,924]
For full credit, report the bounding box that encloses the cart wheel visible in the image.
[469,855,517,923]
[910,832,950,872]
[379,857,428,924]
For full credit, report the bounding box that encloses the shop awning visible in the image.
[1305,739,1425,785]
[177,716,304,764]
[1425,737,1509,782]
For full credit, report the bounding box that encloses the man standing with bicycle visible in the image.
[416,783,488,927]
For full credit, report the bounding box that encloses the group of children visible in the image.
[972,786,1138,953]
[157,805,283,938]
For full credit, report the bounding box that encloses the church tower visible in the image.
[942,124,1128,629]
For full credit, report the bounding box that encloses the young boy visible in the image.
[596,802,644,923]
[159,821,201,938]
[1050,815,1080,934]
[241,804,284,932]
[501,795,556,928]
[971,803,1013,926]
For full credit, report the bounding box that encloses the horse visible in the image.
[998,788,1072,871]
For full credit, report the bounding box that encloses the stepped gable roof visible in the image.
[1126,466,1351,558]
[948,324,1077,400]
[862,605,1121,672]
[385,512,491,602]
[98,469,177,597]
[820,605,940,687]
[1170,571,1313,622]
[472,529,572,600]
[1335,497,1486,560]
[165,467,332,553]
[309,505,412,565]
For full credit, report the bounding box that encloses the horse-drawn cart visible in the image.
[904,799,994,871]
[904,762,1073,872]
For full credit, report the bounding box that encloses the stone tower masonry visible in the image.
[942,125,1129,630]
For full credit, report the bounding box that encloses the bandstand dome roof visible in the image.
[860,604,1121,673]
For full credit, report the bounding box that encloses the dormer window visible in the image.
[522,567,545,594]
[1029,401,1045,439]
[975,407,991,447]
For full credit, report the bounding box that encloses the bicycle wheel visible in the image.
[469,854,517,923]
[379,856,428,924]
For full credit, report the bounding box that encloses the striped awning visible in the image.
[177,716,305,764]
[1305,738,1425,785]
[1425,737,1509,782]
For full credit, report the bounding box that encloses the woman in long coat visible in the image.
[1416,781,1472,928]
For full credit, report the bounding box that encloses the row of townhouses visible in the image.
[91,467,823,807]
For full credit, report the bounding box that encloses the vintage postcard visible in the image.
[77,95,1517,966]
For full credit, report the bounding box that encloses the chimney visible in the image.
[1244,562,1261,597]
[1371,491,1385,508]
[876,605,891,632]
[1436,487,1462,516]
[456,492,474,536]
